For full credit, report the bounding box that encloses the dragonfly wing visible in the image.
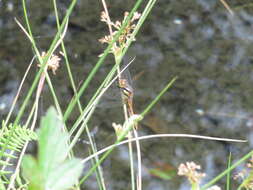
[97,81,122,108]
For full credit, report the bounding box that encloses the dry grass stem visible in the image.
[82,133,245,164]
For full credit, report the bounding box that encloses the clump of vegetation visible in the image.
[234,156,253,189]
[21,107,83,190]
[178,161,220,190]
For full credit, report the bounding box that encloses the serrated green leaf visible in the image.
[21,155,44,190]
[47,158,83,190]
[38,107,69,177]
[21,107,83,190]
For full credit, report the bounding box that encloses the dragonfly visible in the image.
[118,77,134,116]
[99,61,137,128]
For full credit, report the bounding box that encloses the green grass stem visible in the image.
[63,0,144,122]
[201,150,253,190]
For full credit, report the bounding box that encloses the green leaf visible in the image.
[47,158,83,190]
[0,179,6,190]
[149,163,177,181]
[37,107,69,177]
[21,107,84,190]
[149,168,176,180]
[21,155,44,190]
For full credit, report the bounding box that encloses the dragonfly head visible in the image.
[118,79,133,98]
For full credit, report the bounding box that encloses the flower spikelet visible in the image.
[99,11,141,56]
[178,162,206,185]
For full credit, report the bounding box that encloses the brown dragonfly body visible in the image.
[118,78,138,129]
